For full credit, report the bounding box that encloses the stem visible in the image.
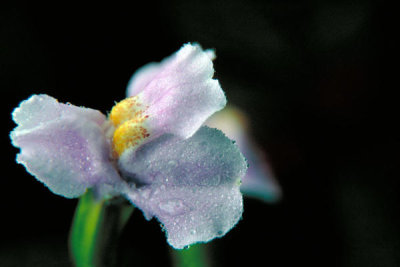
[69,190,134,267]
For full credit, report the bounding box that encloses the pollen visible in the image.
[109,96,150,156]
[109,96,145,126]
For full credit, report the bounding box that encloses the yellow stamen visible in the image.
[112,120,150,156]
[109,96,144,126]
[109,96,149,156]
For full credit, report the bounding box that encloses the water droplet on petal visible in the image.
[168,160,177,167]
[159,199,188,216]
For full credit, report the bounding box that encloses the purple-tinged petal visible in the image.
[120,127,247,249]
[205,107,282,202]
[126,43,226,141]
[10,94,121,198]
[240,142,281,202]
[126,62,161,97]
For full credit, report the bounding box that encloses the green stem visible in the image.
[69,190,134,267]
[171,244,212,267]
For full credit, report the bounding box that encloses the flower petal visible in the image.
[240,142,282,202]
[10,94,121,198]
[126,62,161,96]
[205,107,282,202]
[126,43,226,140]
[120,127,247,249]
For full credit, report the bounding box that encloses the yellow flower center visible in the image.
[109,96,149,156]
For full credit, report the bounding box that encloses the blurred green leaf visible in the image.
[171,244,211,267]
[69,190,134,267]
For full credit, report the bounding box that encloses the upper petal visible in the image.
[126,43,226,141]
[126,62,162,97]
[10,94,121,198]
[120,126,247,249]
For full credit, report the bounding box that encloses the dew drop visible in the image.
[159,199,188,216]
[167,160,177,167]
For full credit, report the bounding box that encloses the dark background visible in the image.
[1,1,397,266]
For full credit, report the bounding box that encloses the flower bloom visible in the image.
[10,43,247,249]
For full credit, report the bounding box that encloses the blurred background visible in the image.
[1,0,397,266]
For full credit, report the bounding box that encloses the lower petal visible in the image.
[129,184,243,249]
[120,126,247,248]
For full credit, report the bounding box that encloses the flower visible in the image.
[10,43,247,249]
[205,106,281,202]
